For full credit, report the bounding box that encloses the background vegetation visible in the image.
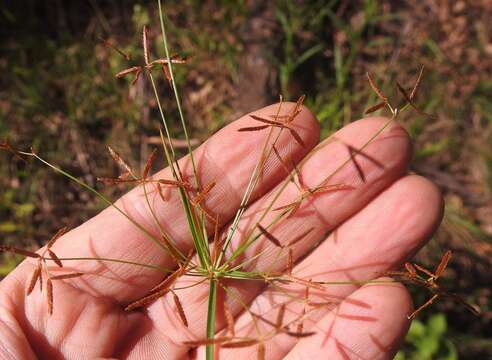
[1,1,491,358]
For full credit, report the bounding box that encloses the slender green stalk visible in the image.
[206,278,217,360]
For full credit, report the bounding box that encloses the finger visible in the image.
[146,117,412,352]
[7,102,319,302]
[283,280,412,360]
[214,175,442,359]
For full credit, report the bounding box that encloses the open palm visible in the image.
[0,103,443,359]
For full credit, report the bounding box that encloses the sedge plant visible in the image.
[0,2,480,359]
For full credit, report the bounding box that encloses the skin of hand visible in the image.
[0,102,443,360]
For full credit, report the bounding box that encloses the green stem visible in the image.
[206,278,217,360]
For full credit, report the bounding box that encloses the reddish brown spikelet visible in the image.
[39,268,43,292]
[257,343,265,360]
[249,114,281,126]
[365,101,387,114]
[257,225,282,248]
[366,72,387,101]
[287,248,293,275]
[48,250,63,268]
[414,264,435,279]
[107,146,133,175]
[172,291,188,327]
[51,273,84,280]
[142,26,150,65]
[276,304,286,328]
[46,279,53,315]
[157,183,167,203]
[211,215,222,264]
[125,288,168,311]
[404,262,417,278]
[435,250,452,278]
[97,177,139,185]
[143,148,158,179]
[288,128,305,147]
[224,302,235,336]
[238,125,270,132]
[0,245,40,259]
[285,330,316,338]
[337,314,377,322]
[396,82,412,103]
[162,64,172,87]
[26,264,41,295]
[221,339,259,349]
[116,66,141,79]
[193,181,216,205]
[315,183,354,194]
[47,226,68,249]
[410,65,424,101]
[287,227,315,247]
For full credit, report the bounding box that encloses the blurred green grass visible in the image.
[1,1,491,358]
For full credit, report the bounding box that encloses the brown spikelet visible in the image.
[396,82,412,103]
[276,304,286,329]
[414,264,435,278]
[107,146,133,175]
[211,215,222,264]
[142,26,150,65]
[273,200,299,212]
[125,288,168,311]
[435,250,452,278]
[48,250,63,268]
[51,273,84,280]
[116,66,141,79]
[365,101,387,114]
[238,125,270,132]
[249,114,280,125]
[0,245,40,259]
[157,183,167,203]
[26,264,41,295]
[404,262,417,278]
[287,248,293,275]
[172,291,188,327]
[257,225,282,248]
[224,302,235,336]
[314,183,354,194]
[287,227,315,247]
[193,181,216,205]
[162,64,172,87]
[143,148,157,179]
[47,226,68,249]
[410,65,424,101]
[221,339,259,349]
[366,72,387,101]
[289,128,305,147]
[285,330,316,338]
[39,268,43,292]
[257,343,265,360]
[46,279,53,315]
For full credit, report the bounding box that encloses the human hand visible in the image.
[0,102,443,359]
